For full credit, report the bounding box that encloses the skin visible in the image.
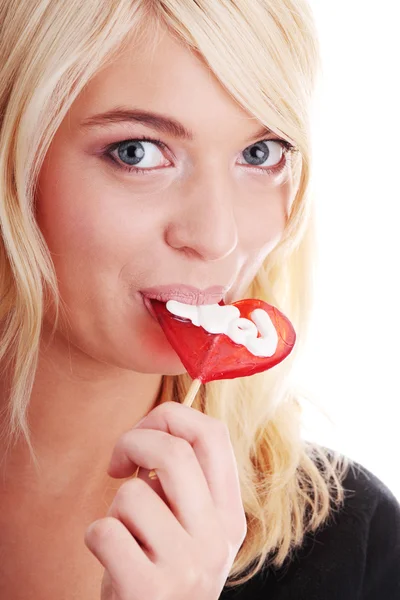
[0,22,296,600]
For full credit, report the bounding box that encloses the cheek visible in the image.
[233,183,292,297]
[36,149,153,280]
[34,148,181,371]
[239,184,290,251]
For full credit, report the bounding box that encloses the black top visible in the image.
[220,457,400,599]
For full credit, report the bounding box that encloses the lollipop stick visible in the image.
[135,378,202,480]
[182,377,202,407]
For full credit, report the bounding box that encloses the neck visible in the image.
[0,322,163,498]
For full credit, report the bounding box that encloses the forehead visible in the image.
[69,27,266,143]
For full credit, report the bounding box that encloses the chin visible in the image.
[121,324,188,375]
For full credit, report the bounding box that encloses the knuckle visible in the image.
[85,516,118,544]
[145,572,174,600]
[113,430,132,454]
[210,539,233,570]
[235,517,248,546]
[115,476,148,504]
[226,511,247,547]
[162,562,202,595]
[121,429,136,446]
[165,435,193,462]
[214,419,231,439]
[206,419,231,451]
[181,565,204,589]
[156,400,177,418]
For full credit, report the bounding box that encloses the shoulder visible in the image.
[288,450,400,598]
[221,449,400,599]
[331,454,400,597]
[322,449,400,541]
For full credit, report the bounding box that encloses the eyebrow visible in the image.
[79,107,273,143]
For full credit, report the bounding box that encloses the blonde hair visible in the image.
[0,0,350,588]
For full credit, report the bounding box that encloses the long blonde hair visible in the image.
[0,0,350,588]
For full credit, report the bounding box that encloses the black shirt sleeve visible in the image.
[220,457,400,600]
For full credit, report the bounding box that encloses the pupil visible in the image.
[244,141,270,166]
[252,147,263,158]
[118,141,145,165]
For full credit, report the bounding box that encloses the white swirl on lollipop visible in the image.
[166,300,278,357]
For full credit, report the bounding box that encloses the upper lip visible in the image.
[141,284,229,305]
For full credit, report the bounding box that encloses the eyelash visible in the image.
[102,135,298,176]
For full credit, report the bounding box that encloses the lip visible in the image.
[142,294,159,320]
[140,284,229,306]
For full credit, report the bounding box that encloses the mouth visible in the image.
[140,284,229,307]
[142,294,159,320]
[141,292,227,322]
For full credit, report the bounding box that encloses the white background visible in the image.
[295,1,400,499]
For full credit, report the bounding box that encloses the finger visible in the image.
[109,402,246,542]
[106,476,191,564]
[84,516,155,599]
[108,427,219,540]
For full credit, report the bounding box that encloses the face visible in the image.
[36,24,296,376]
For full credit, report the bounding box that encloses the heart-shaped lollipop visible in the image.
[141,297,296,481]
[150,297,296,384]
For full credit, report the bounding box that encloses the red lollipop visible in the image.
[141,297,296,481]
[150,297,296,406]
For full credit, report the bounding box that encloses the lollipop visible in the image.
[137,297,296,480]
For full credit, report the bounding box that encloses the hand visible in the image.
[84,401,247,600]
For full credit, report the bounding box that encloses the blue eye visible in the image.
[102,135,297,176]
[239,140,290,172]
[104,137,169,175]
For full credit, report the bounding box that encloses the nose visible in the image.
[164,169,238,261]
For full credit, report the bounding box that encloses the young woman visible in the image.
[0,1,399,599]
